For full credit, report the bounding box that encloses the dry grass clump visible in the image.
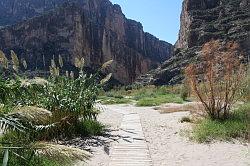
[35,142,90,164]
[156,102,204,114]
[0,50,8,69]
[11,106,52,125]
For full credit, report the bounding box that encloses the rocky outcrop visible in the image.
[0,0,86,27]
[136,0,250,85]
[0,0,173,84]
[176,0,250,49]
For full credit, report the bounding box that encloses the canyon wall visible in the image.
[136,0,250,85]
[0,0,173,84]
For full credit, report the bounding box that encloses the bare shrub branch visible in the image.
[185,40,248,120]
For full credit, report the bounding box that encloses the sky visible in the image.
[109,0,183,44]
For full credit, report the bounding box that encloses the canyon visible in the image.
[0,0,173,84]
[137,0,250,85]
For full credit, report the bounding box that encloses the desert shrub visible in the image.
[180,89,189,101]
[243,65,250,101]
[76,120,105,137]
[185,40,248,120]
[180,81,190,101]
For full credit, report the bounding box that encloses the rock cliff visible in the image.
[0,0,173,84]
[136,0,250,85]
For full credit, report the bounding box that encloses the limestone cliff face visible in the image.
[0,0,173,84]
[176,0,250,49]
[0,0,70,27]
[136,0,250,85]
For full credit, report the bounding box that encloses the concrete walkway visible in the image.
[109,112,153,166]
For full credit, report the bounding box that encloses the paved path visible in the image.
[109,112,153,166]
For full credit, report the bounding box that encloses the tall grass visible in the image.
[0,50,113,165]
[192,103,250,142]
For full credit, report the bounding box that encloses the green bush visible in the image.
[0,130,60,166]
[77,120,105,137]
[0,53,113,164]
[192,103,250,142]
[41,75,100,120]
[180,82,190,101]
[136,94,184,107]
[243,69,250,102]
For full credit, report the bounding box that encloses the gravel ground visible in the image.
[82,104,249,166]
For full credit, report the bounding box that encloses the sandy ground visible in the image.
[83,104,124,166]
[84,104,249,166]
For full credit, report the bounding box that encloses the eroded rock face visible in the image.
[0,0,70,27]
[176,0,250,49]
[136,0,250,85]
[0,0,173,84]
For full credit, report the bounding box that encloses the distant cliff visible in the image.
[0,0,173,84]
[136,0,250,85]
[0,0,70,27]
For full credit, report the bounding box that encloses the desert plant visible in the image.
[192,103,250,142]
[180,80,190,101]
[34,58,112,139]
[243,64,250,101]
[185,40,248,120]
[0,52,113,164]
[0,75,45,108]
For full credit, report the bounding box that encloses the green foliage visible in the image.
[100,85,185,106]
[99,95,132,105]
[0,76,45,108]
[0,69,107,139]
[180,82,190,101]
[0,152,60,166]
[76,120,105,137]
[192,103,250,142]
[0,57,113,165]
[41,74,100,120]
[136,94,184,107]
[243,66,250,101]
[0,131,59,166]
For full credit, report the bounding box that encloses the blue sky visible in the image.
[110,0,183,44]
